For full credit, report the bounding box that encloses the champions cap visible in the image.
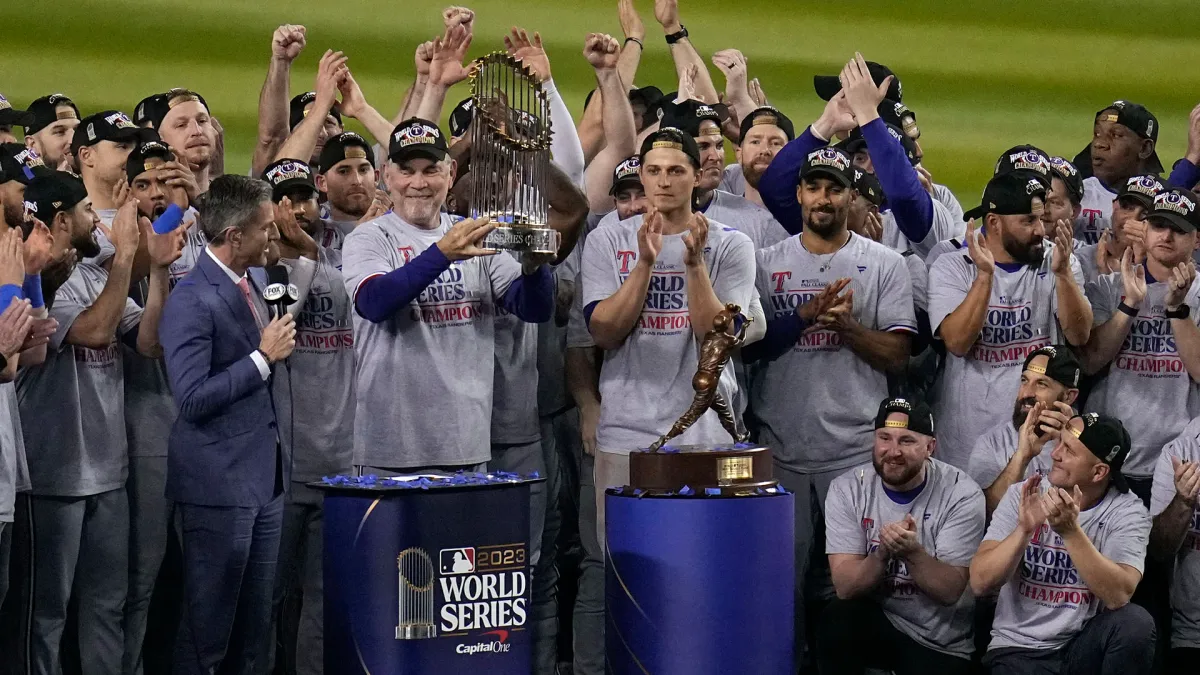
[134,93,167,127]
[814,61,902,102]
[22,171,88,223]
[0,143,53,185]
[1022,345,1082,389]
[71,110,142,155]
[1146,187,1200,234]
[879,99,918,140]
[449,98,475,138]
[874,397,935,437]
[1116,174,1166,210]
[993,145,1052,186]
[318,131,375,174]
[262,159,317,202]
[1048,156,1085,205]
[289,91,343,131]
[24,94,80,135]
[610,156,642,195]
[1069,413,1132,493]
[963,171,1047,222]
[799,146,854,188]
[852,168,884,207]
[738,106,795,143]
[1096,100,1162,173]
[388,118,449,163]
[0,94,32,127]
[657,100,723,138]
[640,127,702,168]
[125,139,175,185]
[839,123,919,166]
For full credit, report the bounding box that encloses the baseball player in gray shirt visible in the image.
[971,414,1154,675]
[1149,417,1200,673]
[821,398,984,675]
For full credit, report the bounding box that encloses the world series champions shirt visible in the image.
[1150,418,1200,649]
[985,482,1149,651]
[342,211,526,469]
[580,215,755,453]
[751,233,917,473]
[825,459,985,658]
[928,245,1086,470]
[1085,272,1200,478]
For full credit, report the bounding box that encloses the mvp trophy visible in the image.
[469,52,558,254]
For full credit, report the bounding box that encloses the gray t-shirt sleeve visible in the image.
[580,226,622,307]
[1086,272,1119,326]
[1150,436,1182,518]
[984,484,1021,542]
[905,253,929,313]
[566,264,594,349]
[341,226,393,304]
[824,472,868,555]
[927,254,972,336]
[485,251,524,300]
[936,481,986,567]
[1098,500,1150,574]
[877,253,918,332]
[966,429,1006,490]
[712,232,756,310]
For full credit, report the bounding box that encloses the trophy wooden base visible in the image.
[628,444,776,495]
[483,226,558,254]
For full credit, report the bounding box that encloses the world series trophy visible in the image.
[468,52,558,254]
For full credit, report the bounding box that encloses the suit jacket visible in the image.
[160,253,290,507]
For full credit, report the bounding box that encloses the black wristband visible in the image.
[624,36,644,49]
[1166,304,1191,320]
[1116,301,1139,318]
[665,25,688,45]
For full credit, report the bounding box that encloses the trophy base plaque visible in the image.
[629,444,777,495]
[395,624,436,640]
[483,225,558,254]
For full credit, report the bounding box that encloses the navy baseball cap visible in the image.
[0,94,32,127]
[389,118,449,163]
[1048,156,1085,205]
[1116,174,1166,210]
[657,100,723,138]
[318,131,375,174]
[610,156,642,195]
[24,94,80,136]
[0,143,52,185]
[874,397,935,437]
[852,168,884,207]
[814,61,902,102]
[22,171,88,223]
[262,158,317,202]
[964,171,1047,222]
[1069,413,1132,493]
[738,106,795,143]
[1146,188,1200,234]
[125,139,175,185]
[800,146,854,188]
[71,110,142,155]
[1096,100,1162,173]
[289,92,342,131]
[640,127,702,168]
[994,145,1053,186]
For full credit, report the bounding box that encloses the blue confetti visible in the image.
[679,485,694,496]
[733,442,754,449]
[705,488,721,496]
[319,470,541,491]
[660,445,681,454]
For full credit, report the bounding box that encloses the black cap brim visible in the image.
[1148,150,1164,174]
[813,75,841,102]
[0,110,34,127]
[271,179,317,203]
[801,167,852,188]
[1149,212,1197,233]
[389,147,448,164]
[6,165,53,186]
[609,177,642,196]
[1118,193,1155,210]
[962,204,989,222]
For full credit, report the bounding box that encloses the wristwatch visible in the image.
[665,25,688,45]
[1166,304,1190,320]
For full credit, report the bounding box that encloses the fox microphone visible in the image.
[263,265,292,319]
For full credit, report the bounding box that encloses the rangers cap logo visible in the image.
[393,123,440,147]
[808,147,850,172]
[265,160,311,184]
[1156,190,1196,217]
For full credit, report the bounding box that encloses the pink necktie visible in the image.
[237,277,265,330]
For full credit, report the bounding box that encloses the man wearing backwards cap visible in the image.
[967,345,1082,516]
[15,181,182,674]
[342,116,554,471]
[0,93,32,143]
[316,131,390,238]
[820,398,984,674]
[0,142,53,229]
[1148,412,1200,674]
[1079,174,1164,285]
[1080,187,1200,501]
[972,414,1154,675]
[151,88,218,194]
[743,143,916,663]
[1076,101,1165,246]
[928,171,1091,472]
[23,94,80,172]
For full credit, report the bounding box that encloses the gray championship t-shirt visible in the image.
[283,233,355,481]
[881,199,963,261]
[903,250,929,313]
[719,164,746,197]
[985,482,1149,651]
[825,459,985,658]
[1085,273,1200,477]
[928,247,1085,470]
[342,212,523,468]
[580,215,755,453]
[17,261,142,496]
[0,382,30,522]
[752,233,916,472]
[1075,243,1102,286]
[703,189,790,252]
[1076,176,1115,245]
[964,421,1054,491]
[1151,418,1200,649]
[493,253,541,445]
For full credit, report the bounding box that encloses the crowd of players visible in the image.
[1,1,1200,674]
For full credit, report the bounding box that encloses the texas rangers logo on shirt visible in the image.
[615,249,691,336]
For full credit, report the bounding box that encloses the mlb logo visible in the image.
[861,518,874,531]
[440,547,476,575]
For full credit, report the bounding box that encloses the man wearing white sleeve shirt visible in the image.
[1077,101,1164,245]
[970,413,1154,675]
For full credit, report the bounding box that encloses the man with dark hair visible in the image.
[1077,101,1164,245]
[23,94,80,171]
[159,174,296,675]
[1077,174,1164,285]
[0,142,53,229]
[315,131,387,237]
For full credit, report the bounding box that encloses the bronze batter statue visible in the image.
[649,303,752,451]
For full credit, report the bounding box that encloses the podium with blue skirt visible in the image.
[314,472,542,674]
[605,444,795,674]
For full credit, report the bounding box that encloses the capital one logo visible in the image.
[456,629,513,655]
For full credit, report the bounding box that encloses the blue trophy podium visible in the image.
[605,447,795,674]
[315,472,541,674]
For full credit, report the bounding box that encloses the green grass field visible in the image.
[4,0,1200,200]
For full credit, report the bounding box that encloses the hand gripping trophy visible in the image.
[649,303,752,451]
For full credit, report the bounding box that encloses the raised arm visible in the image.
[338,71,395,147]
[936,229,994,357]
[1081,251,1144,374]
[653,0,718,104]
[1150,455,1200,561]
[546,162,590,263]
[275,50,347,164]
[416,24,474,123]
[583,33,638,213]
[252,25,306,177]
[711,49,754,127]
[136,220,186,358]
[588,215,660,349]
[66,202,140,349]
[1165,262,1200,381]
[1050,220,1092,346]
[616,0,645,89]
